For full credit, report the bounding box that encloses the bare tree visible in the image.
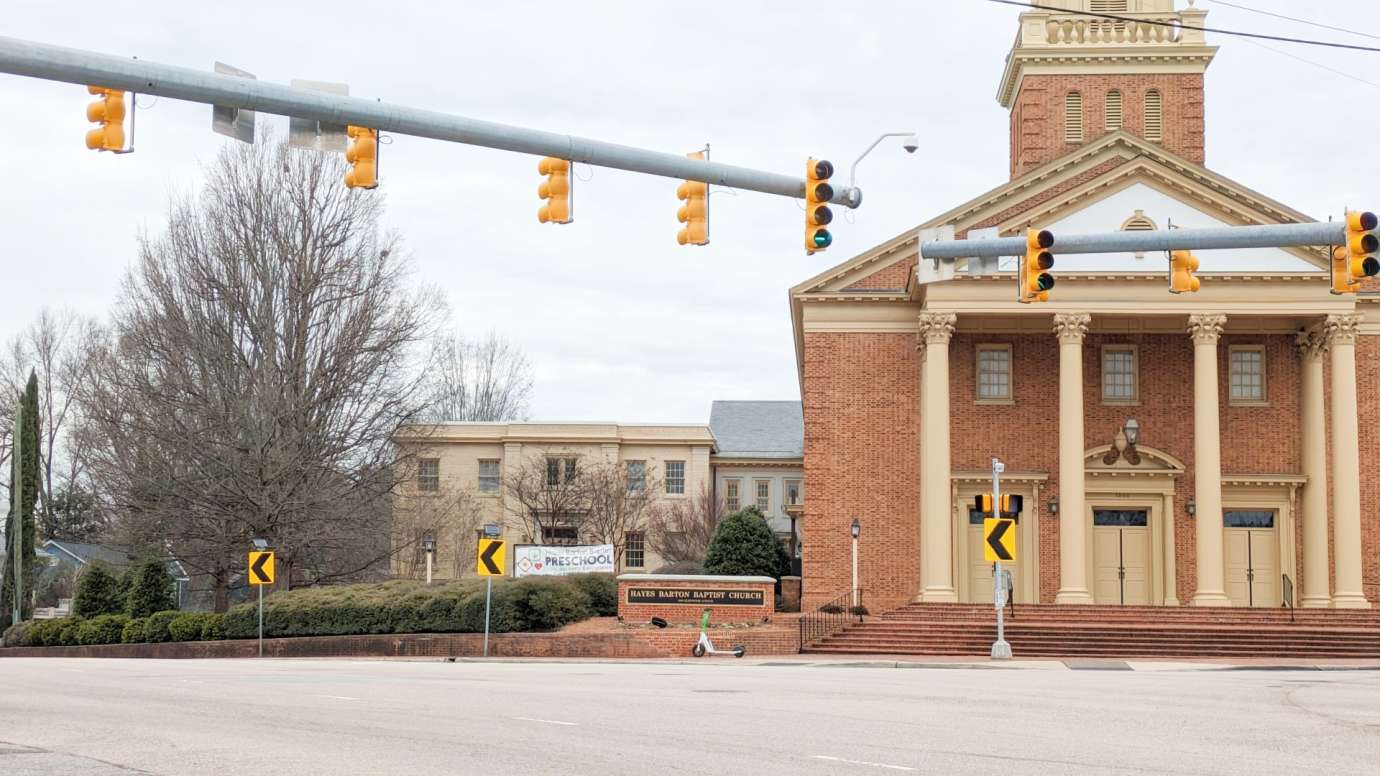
[423,331,533,422]
[392,484,485,580]
[647,482,725,563]
[582,459,662,565]
[502,452,590,544]
[78,135,443,610]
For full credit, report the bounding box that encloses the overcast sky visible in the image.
[3,0,1377,423]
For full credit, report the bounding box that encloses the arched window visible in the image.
[1105,90,1124,131]
[1144,90,1163,142]
[1120,210,1157,259]
[1065,92,1084,143]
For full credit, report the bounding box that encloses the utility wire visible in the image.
[984,0,1380,54]
[1238,35,1380,91]
[1202,0,1380,42]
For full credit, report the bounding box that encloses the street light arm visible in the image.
[847,132,915,206]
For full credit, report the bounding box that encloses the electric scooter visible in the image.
[690,608,746,658]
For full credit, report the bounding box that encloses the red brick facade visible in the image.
[1010,73,1205,179]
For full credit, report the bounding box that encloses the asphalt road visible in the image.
[0,657,1377,775]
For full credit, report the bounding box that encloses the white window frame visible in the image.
[785,479,803,507]
[976,343,1014,403]
[624,531,645,568]
[725,479,741,512]
[417,458,440,492]
[754,479,771,512]
[1100,345,1140,404]
[665,460,686,495]
[477,459,500,494]
[626,460,647,493]
[1228,345,1268,405]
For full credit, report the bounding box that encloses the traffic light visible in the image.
[1332,210,1379,294]
[344,126,378,189]
[84,86,126,152]
[1019,229,1055,303]
[974,494,1024,518]
[804,158,834,254]
[1169,249,1200,294]
[538,157,572,224]
[676,151,708,246]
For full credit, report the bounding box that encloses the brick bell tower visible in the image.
[997,0,1218,179]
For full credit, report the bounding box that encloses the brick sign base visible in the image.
[617,574,776,625]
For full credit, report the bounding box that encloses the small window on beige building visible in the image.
[1065,92,1084,143]
[1102,346,1139,403]
[478,459,500,493]
[624,531,645,568]
[755,480,771,512]
[1229,346,1266,404]
[725,479,741,512]
[1144,90,1163,142]
[417,458,440,492]
[785,479,803,507]
[665,460,685,494]
[1105,90,1123,131]
[976,344,1013,402]
[626,460,647,492]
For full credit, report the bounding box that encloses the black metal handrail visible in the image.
[799,588,866,650]
[1282,574,1295,623]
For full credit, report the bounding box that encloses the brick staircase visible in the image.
[801,603,1380,659]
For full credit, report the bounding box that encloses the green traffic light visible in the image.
[812,229,833,249]
[1036,273,1055,291]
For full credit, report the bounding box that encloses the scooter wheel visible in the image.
[691,643,706,657]
[733,647,746,658]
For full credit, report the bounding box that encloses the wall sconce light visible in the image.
[1186,498,1196,517]
[1048,497,1059,517]
[850,518,861,539]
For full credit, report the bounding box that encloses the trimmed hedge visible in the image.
[143,610,181,643]
[168,612,217,642]
[57,618,85,646]
[77,614,131,646]
[200,612,226,641]
[566,573,617,617]
[2,620,33,648]
[122,617,148,644]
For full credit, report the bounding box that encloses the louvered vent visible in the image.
[1105,90,1123,131]
[1144,90,1163,142]
[1065,92,1084,143]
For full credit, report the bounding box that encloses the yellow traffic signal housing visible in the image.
[974,494,1023,518]
[85,86,126,151]
[1019,229,1055,303]
[1332,211,1379,294]
[538,157,572,224]
[1169,249,1201,294]
[804,158,834,254]
[676,151,708,246]
[344,126,379,189]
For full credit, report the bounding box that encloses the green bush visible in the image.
[143,610,181,643]
[703,506,791,579]
[517,578,591,630]
[57,618,85,646]
[2,620,34,647]
[200,612,226,640]
[72,563,125,618]
[125,559,178,618]
[122,617,147,644]
[566,574,617,616]
[168,612,215,642]
[22,619,65,647]
[77,614,131,646]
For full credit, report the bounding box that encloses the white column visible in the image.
[1297,329,1332,608]
[1325,314,1372,609]
[1188,313,1232,607]
[1053,313,1093,604]
[919,312,958,602]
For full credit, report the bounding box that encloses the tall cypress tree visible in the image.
[1,372,40,622]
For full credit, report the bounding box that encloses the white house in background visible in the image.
[709,401,805,561]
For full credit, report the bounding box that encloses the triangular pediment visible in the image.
[1084,444,1185,474]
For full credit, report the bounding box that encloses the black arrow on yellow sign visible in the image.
[248,550,275,585]
[985,519,1015,562]
[478,539,504,576]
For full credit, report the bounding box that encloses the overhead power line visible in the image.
[1203,0,1380,43]
[983,0,1380,54]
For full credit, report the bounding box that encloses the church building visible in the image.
[792,0,1379,613]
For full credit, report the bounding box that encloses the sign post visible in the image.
[248,549,275,658]
[476,538,505,657]
[989,458,1012,660]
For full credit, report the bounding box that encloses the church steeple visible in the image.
[998,0,1217,179]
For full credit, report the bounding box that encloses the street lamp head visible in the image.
[421,535,436,553]
[251,538,268,550]
[902,133,919,154]
[1124,418,1140,446]
[850,518,861,539]
[1048,497,1059,517]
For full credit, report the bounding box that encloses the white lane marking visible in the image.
[317,694,361,701]
[512,716,578,726]
[811,755,916,772]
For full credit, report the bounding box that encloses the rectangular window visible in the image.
[624,531,645,568]
[725,479,741,512]
[1224,510,1275,528]
[546,456,578,487]
[665,460,685,495]
[1229,346,1266,404]
[478,459,500,493]
[755,480,770,512]
[1101,346,1138,402]
[541,525,579,545]
[417,458,440,492]
[976,344,1013,401]
[626,460,646,492]
[785,479,803,506]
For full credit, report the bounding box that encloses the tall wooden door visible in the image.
[1092,510,1151,606]
[1224,510,1279,608]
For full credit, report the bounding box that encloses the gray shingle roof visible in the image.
[709,401,803,459]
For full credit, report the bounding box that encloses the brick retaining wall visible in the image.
[617,574,776,625]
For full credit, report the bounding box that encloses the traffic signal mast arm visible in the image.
[0,35,863,209]
[921,220,1360,260]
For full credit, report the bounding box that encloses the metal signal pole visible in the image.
[990,457,1012,661]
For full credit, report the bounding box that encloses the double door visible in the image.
[1224,511,1279,608]
[967,509,1020,604]
[1092,510,1151,606]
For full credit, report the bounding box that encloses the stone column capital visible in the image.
[918,312,957,345]
[1187,313,1227,345]
[1052,313,1092,344]
[1323,313,1363,347]
[1296,328,1329,362]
